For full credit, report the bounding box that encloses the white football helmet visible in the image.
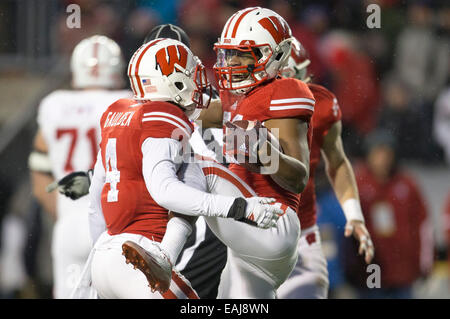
[214,7,293,94]
[127,38,211,114]
[280,37,311,82]
[70,35,125,89]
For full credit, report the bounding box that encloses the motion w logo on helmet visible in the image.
[258,16,290,43]
[156,45,188,76]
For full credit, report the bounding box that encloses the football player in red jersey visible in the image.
[85,38,283,299]
[214,7,313,203]
[276,38,374,299]
[116,7,317,298]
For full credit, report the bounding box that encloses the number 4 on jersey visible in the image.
[105,138,120,202]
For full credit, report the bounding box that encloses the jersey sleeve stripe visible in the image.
[143,112,192,134]
[269,104,314,111]
[142,117,190,137]
[270,97,315,105]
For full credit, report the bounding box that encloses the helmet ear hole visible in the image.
[174,81,184,90]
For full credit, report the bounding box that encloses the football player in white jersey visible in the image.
[29,35,132,298]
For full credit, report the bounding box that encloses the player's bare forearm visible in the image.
[196,99,223,128]
[266,143,309,193]
[321,121,360,204]
[31,171,57,220]
[262,118,310,194]
[327,157,359,203]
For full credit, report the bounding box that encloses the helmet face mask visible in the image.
[214,45,269,93]
[128,39,211,112]
[214,7,292,94]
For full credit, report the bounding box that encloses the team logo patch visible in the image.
[155,45,188,76]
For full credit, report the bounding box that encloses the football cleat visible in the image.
[122,240,172,294]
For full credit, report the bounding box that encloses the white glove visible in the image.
[244,197,283,229]
[227,197,282,229]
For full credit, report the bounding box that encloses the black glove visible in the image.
[46,170,93,200]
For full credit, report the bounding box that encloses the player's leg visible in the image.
[205,208,299,280]
[91,244,162,299]
[51,211,92,298]
[217,249,276,299]
[121,214,194,293]
[175,217,228,299]
[202,162,301,297]
[277,225,329,299]
[91,232,198,299]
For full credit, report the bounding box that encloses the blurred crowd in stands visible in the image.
[0,0,449,298]
[53,0,450,163]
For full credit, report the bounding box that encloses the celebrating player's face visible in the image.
[217,48,257,82]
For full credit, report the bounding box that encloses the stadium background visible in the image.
[0,0,448,299]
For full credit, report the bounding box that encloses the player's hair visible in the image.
[144,24,190,48]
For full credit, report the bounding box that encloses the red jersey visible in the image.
[220,90,244,124]
[297,84,342,229]
[225,78,315,210]
[99,98,193,242]
[355,164,431,287]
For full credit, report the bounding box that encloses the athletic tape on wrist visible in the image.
[342,198,365,222]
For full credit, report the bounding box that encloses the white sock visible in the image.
[160,216,193,265]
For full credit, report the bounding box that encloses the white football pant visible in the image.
[276,225,329,299]
[180,160,301,298]
[51,195,92,298]
[90,232,198,299]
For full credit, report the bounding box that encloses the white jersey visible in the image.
[37,89,131,299]
[38,89,132,180]
[37,89,132,218]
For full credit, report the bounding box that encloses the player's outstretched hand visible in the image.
[345,220,375,264]
[46,170,93,200]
